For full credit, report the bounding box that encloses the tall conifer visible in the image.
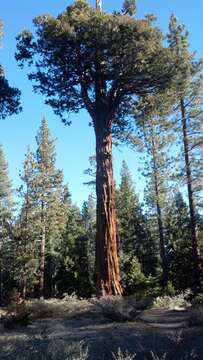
[35,118,65,297]
[16,1,179,296]
[0,145,13,303]
[168,15,203,288]
[0,21,21,118]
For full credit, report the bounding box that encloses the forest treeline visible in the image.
[0,112,202,302]
[0,0,203,301]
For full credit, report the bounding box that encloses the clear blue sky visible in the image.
[0,0,203,207]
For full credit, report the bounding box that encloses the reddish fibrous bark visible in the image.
[95,123,122,296]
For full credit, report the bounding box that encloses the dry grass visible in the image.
[152,293,191,310]
[26,295,91,320]
[0,296,202,359]
[90,295,153,322]
[112,348,136,360]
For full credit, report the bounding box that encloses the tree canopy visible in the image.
[0,21,21,119]
[16,0,178,128]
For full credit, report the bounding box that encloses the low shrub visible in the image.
[163,282,176,297]
[26,296,90,320]
[91,296,135,322]
[91,295,153,322]
[153,292,191,310]
[121,255,150,296]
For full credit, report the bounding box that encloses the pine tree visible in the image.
[14,147,39,298]
[0,145,13,303]
[0,145,13,223]
[16,0,180,296]
[81,194,96,290]
[116,161,156,284]
[168,15,203,288]
[165,192,194,289]
[139,114,175,286]
[0,21,21,118]
[116,161,139,255]
[34,118,65,298]
[57,200,90,297]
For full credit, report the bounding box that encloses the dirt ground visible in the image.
[0,300,203,360]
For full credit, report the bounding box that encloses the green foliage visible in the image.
[163,281,176,297]
[81,194,96,291]
[0,145,14,303]
[134,100,177,286]
[26,296,90,320]
[0,0,200,302]
[169,16,203,210]
[13,148,39,296]
[116,161,157,277]
[168,15,203,288]
[10,119,68,298]
[16,1,177,129]
[0,21,21,118]
[153,291,191,310]
[91,295,138,322]
[165,192,195,290]
[15,0,181,297]
[116,161,140,255]
[0,145,13,233]
[121,254,149,295]
[56,203,93,298]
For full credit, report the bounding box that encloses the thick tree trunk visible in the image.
[95,123,122,296]
[181,98,202,288]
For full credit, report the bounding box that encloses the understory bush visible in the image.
[91,295,153,322]
[153,291,191,310]
[121,255,149,294]
[26,295,90,320]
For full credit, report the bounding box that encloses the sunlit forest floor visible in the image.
[0,296,203,360]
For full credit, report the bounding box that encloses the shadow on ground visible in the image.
[0,304,202,359]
